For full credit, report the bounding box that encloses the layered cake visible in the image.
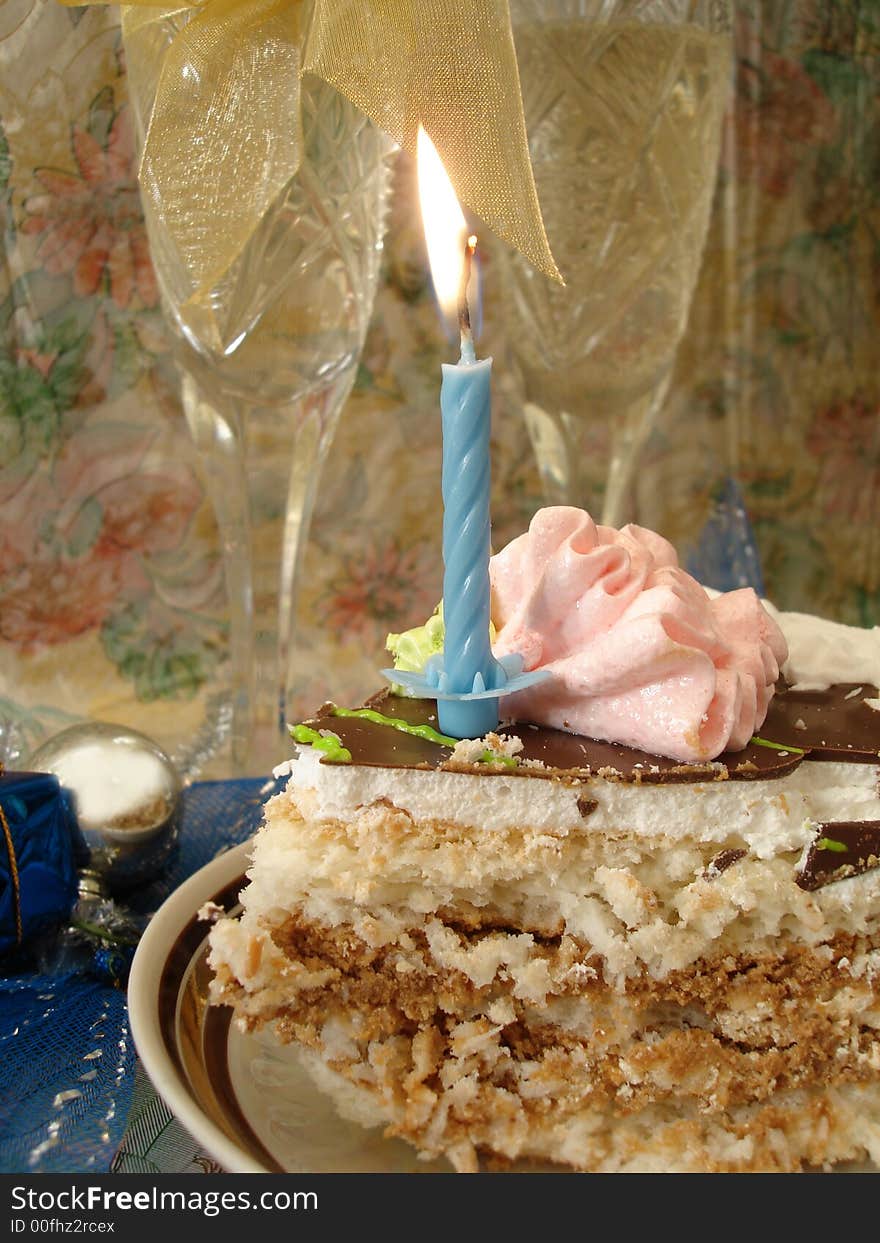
[208,508,880,1172]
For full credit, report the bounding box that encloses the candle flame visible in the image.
[418,127,473,325]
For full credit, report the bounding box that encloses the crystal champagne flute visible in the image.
[124,12,394,774]
[496,0,732,527]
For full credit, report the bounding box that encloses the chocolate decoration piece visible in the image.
[576,795,598,819]
[762,683,880,763]
[308,689,831,785]
[796,822,880,891]
[305,682,880,787]
[723,741,805,781]
[313,696,453,770]
[704,848,747,879]
[501,723,728,784]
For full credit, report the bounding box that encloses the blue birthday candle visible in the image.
[437,239,503,738]
[403,132,549,737]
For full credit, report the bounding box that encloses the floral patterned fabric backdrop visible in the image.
[1,0,878,778]
[641,1,880,628]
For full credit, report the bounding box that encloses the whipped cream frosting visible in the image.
[763,605,880,691]
[490,507,788,762]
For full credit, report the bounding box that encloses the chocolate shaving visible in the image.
[576,794,598,819]
[796,822,880,891]
[704,848,747,879]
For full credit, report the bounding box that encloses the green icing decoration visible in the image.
[330,704,458,748]
[385,605,496,695]
[290,723,352,763]
[816,837,848,853]
[749,735,806,755]
[327,706,518,765]
[478,749,518,768]
[385,605,445,694]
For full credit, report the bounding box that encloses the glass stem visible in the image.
[181,369,354,775]
[601,372,674,529]
[521,373,672,528]
[521,401,580,508]
[180,374,254,772]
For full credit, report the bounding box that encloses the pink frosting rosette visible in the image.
[489,508,788,762]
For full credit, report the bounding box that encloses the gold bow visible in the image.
[59,0,560,306]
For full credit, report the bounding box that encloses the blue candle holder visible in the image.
[382,654,550,739]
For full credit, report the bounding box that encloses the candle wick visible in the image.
[458,234,477,363]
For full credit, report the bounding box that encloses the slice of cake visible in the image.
[208,508,880,1173]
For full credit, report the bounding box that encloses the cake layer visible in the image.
[291,743,880,854]
[215,767,880,985]
[209,897,880,1172]
[301,1053,880,1174]
[209,780,880,1170]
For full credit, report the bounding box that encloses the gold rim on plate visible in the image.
[128,842,278,1172]
[127,841,449,1173]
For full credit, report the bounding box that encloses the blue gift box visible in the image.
[0,771,80,955]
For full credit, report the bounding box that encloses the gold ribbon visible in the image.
[302,0,560,282]
[58,0,560,305]
[0,800,23,947]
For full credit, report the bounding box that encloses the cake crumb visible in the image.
[565,962,597,985]
[595,866,658,927]
[446,732,523,766]
[487,999,516,1025]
